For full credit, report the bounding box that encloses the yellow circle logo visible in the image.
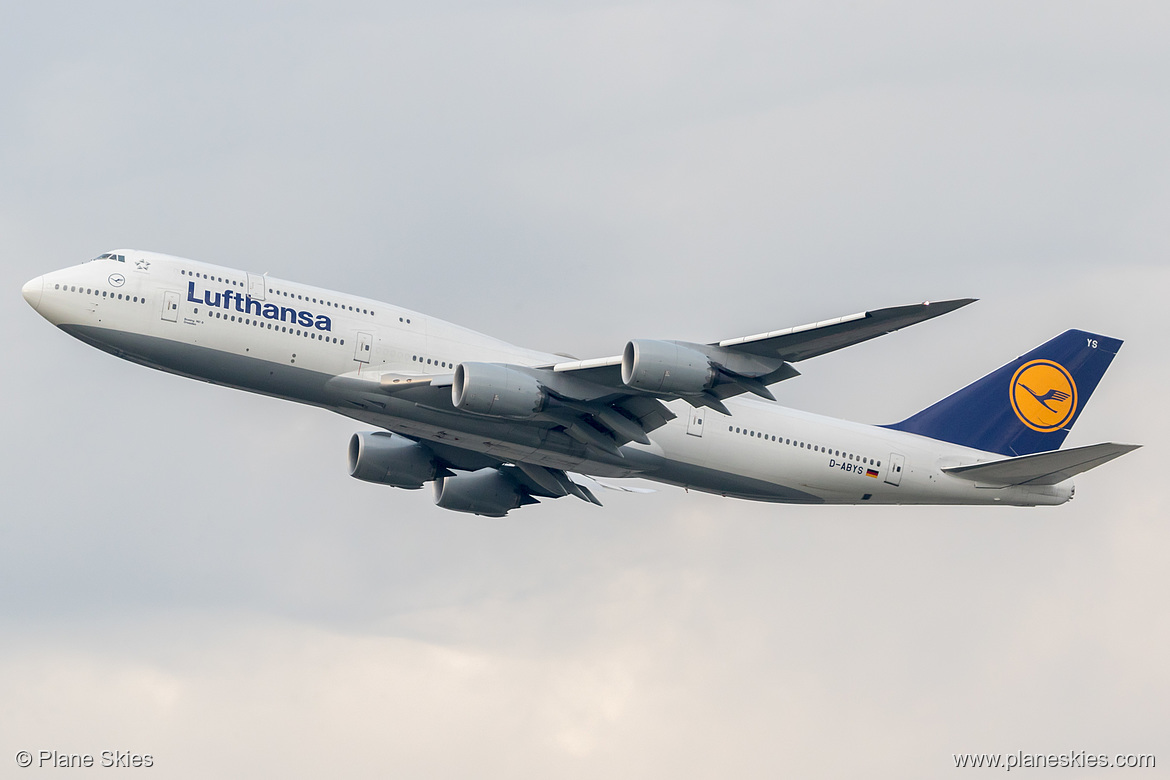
[1009,360,1078,432]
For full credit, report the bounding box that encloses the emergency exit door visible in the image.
[247,273,267,301]
[686,407,705,437]
[161,290,180,322]
[885,453,905,486]
[354,331,373,363]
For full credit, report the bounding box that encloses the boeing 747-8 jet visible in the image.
[22,250,1138,516]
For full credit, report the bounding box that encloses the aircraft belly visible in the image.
[61,324,642,477]
[60,324,338,406]
[619,449,824,503]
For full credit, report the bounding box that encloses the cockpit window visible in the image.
[89,253,125,262]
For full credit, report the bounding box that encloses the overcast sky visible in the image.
[2,2,1168,778]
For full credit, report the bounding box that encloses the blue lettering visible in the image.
[186,279,332,328]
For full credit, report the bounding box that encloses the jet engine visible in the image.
[452,362,546,417]
[348,432,440,489]
[621,339,717,395]
[432,468,535,517]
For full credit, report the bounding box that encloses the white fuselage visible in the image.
[22,251,1072,507]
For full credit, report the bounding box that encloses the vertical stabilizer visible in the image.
[884,330,1122,456]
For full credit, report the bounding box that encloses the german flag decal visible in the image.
[866,468,879,478]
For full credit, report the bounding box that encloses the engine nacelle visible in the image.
[621,339,716,395]
[452,362,546,418]
[433,469,530,517]
[348,432,439,489]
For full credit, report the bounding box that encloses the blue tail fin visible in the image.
[884,330,1123,456]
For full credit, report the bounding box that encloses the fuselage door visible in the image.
[247,273,266,301]
[885,452,905,486]
[686,406,705,437]
[354,331,373,363]
[161,290,180,323]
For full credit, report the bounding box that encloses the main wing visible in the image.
[545,298,975,413]
[330,298,975,458]
[714,298,977,361]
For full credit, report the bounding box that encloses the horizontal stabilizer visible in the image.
[942,442,1140,486]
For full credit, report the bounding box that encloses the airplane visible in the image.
[21,250,1139,516]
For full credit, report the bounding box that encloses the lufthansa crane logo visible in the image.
[1010,359,1078,432]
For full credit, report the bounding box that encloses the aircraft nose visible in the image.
[22,275,43,310]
